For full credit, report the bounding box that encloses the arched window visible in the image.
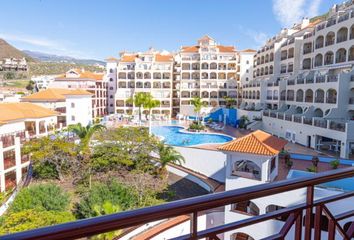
[315,89,325,103]
[210,62,217,69]
[296,89,304,102]
[232,233,255,240]
[315,36,324,49]
[269,65,274,74]
[270,52,274,61]
[327,89,337,104]
[232,201,260,216]
[348,46,354,62]
[144,72,151,79]
[325,32,335,46]
[265,54,269,63]
[210,72,217,79]
[305,89,313,103]
[136,72,143,79]
[302,58,311,70]
[336,48,347,63]
[314,54,323,67]
[201,62,209,70]
[337,27,348,43]
[314,108,323,117]
[287,90,294,101]
[266,205,288,221]
[324,51,334,65]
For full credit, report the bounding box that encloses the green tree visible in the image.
[191,97,206,124]
[10,184,70,213]
[22,137,77,180]
[157,143,185,175]
[94,127,159,172]
[143,94,160,135]
[68,123,106,188]
[25,80,35,91]
[223,96,236,109]
[0,209,74,235]
[127,92,149,125]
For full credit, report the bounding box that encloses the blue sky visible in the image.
[0,0,339,60]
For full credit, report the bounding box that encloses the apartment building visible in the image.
[0,57,27,71]
[107,49,174,117]
[240,1,354,158]
[31,75,58,89]
[21,88,93,127]
[49,69,107,118]
[106,36,254,117]
[0,103,58,192]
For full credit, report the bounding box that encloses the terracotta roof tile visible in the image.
[217,45,236,52]
[120,55,137,62]
[22,88,92,101]
[218,130,288,156]
[155,54,173,62]
[240,49,257,53]
[0,103,58,124]
[181,46,200,53]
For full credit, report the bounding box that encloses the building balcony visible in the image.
[303,117,313,125]
[314,119,328,128]
[329,120,346,132]
[293,115,302,123]
[3,168,354,240]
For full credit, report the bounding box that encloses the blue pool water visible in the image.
[151,126,233,146]
[287,170,354,192]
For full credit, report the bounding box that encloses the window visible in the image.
[71,103,75,108]
[109,69,113,73]
[246,69,249,73]
[270,157,276,173]
[109,78,113,82]
[246,77,249,81]
[110,95,113,99]
[109,87,113,90]
[71,116,75,121]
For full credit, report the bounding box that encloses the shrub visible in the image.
[74,180,138,219]
[188,121,205,131]
[329,159,340,169]
[10,184,70,213]
[307,166,317,172]
[0,209,74,235]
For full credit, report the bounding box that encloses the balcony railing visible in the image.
[293,115,302,123]
[327,75,338,82]
[287,79,295,85]
[4,167,354,240]
[315,76,325,83]
[263,111,269,117]
[329,120,346,132]
[314,119,327,128]
[297,78,304,84]
[277,113,284,120]
[303,117,312,125]
[285,114,292,121]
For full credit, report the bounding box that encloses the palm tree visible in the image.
[127,92,148,125]
[144,95,160,135]
[68,123,106,188]
[157,143,185,176]
[191,97,206,124]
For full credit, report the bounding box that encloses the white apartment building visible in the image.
[107,49,174,117]
[31,75,58,89]
[21,88,93,127]
[49,69,107,118]
[240,1,354,158]
[0,103,58,192]
[106,36,255,117]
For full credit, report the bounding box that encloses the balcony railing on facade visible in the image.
[3,167,354,240]
[263,111,349,133]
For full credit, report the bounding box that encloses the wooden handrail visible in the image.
[1,167,353,240]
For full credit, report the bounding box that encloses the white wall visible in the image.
[65,95,92,126]
[174,146,226,183]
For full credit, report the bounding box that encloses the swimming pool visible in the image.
[151,126,233,146]
[287,170,354,192]
[290,153,354,166]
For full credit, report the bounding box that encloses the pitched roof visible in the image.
[22,88,92,101]
[120,55,137,62]
[0,102,58,124]
[240,49,257,53]
[217,45,236,52]
[181,46,200,53]
[218,130,288,156]
[155,54,173,62]
[57,69,104,80]
[105,56,118,62]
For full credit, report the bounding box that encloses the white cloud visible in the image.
[272,0,322,27]
[0,32,95,59]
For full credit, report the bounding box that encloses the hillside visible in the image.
[0,39,34,61]
[23,50,105,66]
[28,62,104,76]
